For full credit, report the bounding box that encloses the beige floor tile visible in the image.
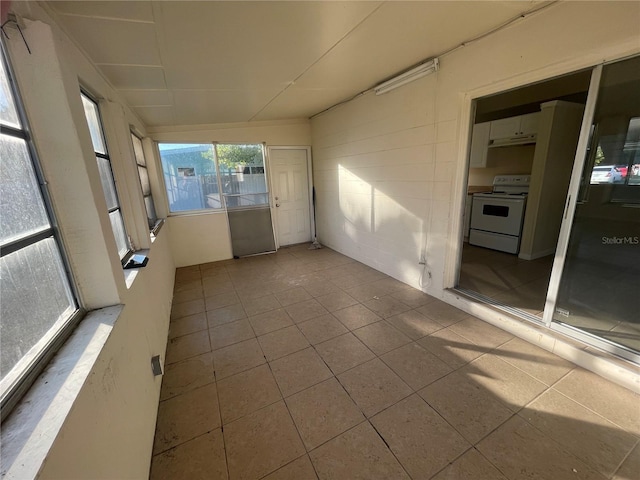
[275,287,313,306]
[315,333,376,375]
[430,448,508,480]
[309,422,410,480]
[174,278,202,294]
[493,337,574,386]
[169,312,208,340]
[284,299,330,323]
[462,354,547,411]
[171,298,206,320]
[477,416,607,480]
[613,443,640,480]
[362,296,411,318]
[338,358,412,417]
[302,280,342,298]
[344,282,388,303]
[390,287,437,308]
[160,352,215,401]
[554,368,640,436]
[386,309,444,340]
[417,328,488,369]
[298,314,348,345]
[153,383,221,454]
[207,304,247,328]
[150,430,227,480]
[218,364,282,424]
[209,319,255,351]
[224,401,305,480]
[248,308,294,336]
[331,273,368,290]
[262,455,317,480]
[286,378,365,450]
[520,389,638,477]
[371,394,469,479]
[333,304,381,330]
[202,279,236,297]
[270,347,333,397]
[165,331,211,365]
[258,325,310,361]
[381,342,452,390]
[353,321,412,355]
[314,291,358,312]
[416,299,469,327]
[175,266,201,283]
[241,294,281,316]
[172,286,204,306]
[419,371,513,444]
[205,292,240,311]
[212,338,266,380]
[448,317,514,350]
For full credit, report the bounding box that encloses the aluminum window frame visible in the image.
[130,131,158,230]
[0,43,84,421]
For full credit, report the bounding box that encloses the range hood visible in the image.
[488,134,537,148]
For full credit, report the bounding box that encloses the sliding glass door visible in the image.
[544,56,640,361]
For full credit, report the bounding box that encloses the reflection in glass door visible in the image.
[546,56,640,360]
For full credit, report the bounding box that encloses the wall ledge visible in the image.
[0,305,123,480]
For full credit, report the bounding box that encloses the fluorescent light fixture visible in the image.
[374,58,439,95]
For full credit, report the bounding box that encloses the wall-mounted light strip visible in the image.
[374,58,439,95]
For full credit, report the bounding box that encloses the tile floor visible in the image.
[151,244,639,480]
[458,243,553,316]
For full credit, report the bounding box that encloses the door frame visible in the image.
[448,55,640,364]
[266,146,315,250]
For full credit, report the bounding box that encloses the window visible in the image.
[0,46,79,417]
[158,143,222,212]
[80,93,131,259]
[217,144,268,208]
[131,133,157,229]
[157,142,269,213]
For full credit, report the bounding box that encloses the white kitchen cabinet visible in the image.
[469,121,491,168]
[489,112,539,140]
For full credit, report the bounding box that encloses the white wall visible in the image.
[310,1,640,297]
[3,3,176,479]
[149,120,311,267]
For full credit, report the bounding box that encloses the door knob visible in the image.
[276,204,280,207]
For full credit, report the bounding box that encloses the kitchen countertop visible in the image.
[467,186,492,194]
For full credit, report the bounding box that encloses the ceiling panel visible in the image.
[252,86,361,121]
[98,65,166,89]
[57,16,161,65]
[156,1,380,89]
[172,89,282,125]
[295,1,538,91]
[133,106,176,126]
[120,90,173,107]
[50,1,155,22]
[48,0,545,126]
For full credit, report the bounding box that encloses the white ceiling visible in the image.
[45,1,546,127]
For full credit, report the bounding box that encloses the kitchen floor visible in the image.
[151,244,638,480]
[458,243,554,316]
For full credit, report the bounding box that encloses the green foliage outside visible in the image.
[201,144,264,170]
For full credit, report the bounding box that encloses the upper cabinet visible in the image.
[469,121,491,168]
[489,112,539,140]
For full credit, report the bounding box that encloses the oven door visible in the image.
[470,195,526,236]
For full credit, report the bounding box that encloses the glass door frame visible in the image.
[541,62,640,364]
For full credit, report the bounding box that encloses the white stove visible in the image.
[469,175,530,254]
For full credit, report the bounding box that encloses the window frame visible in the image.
[130,131,158,230]
[0,43,84,421]
[80,90,133,263]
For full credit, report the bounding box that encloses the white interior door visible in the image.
[269,147,312,247]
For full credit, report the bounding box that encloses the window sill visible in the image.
[0,305,123,480]
[124,249,150,290]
